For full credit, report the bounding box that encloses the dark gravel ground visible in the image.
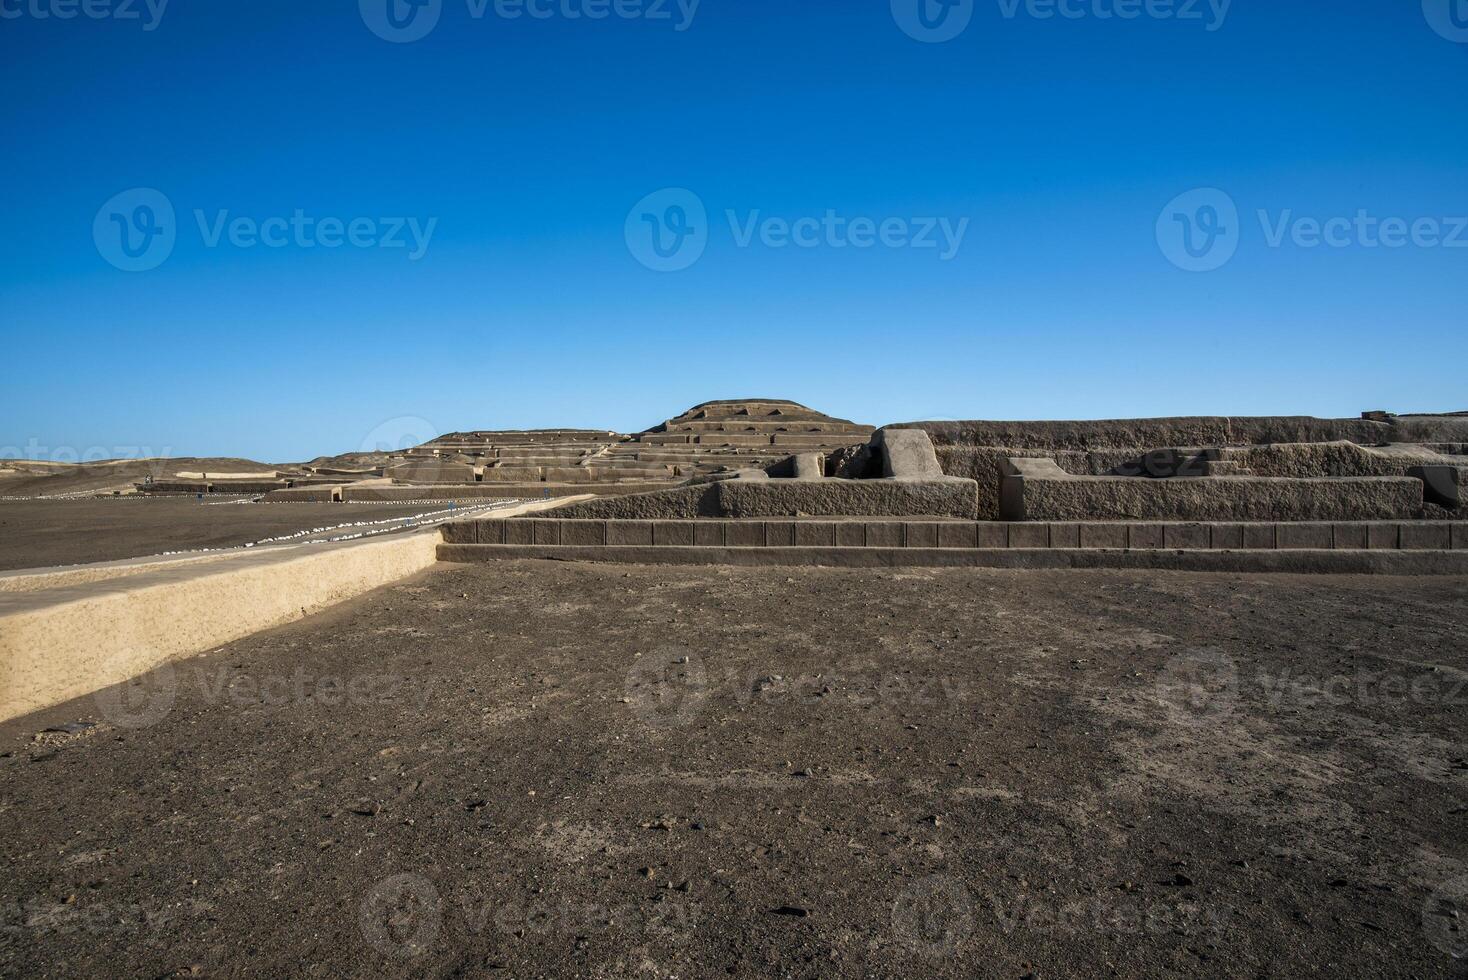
[2,561,1466,978]
[0,498,474,571]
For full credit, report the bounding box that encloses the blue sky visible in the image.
[2,0,1465,461]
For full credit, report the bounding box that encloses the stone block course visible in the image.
[652,521,694,546]
[975,524,1009,548]
[796,522,837,547]
[1276,524,1332,549]
[1163,524,1210,549]
[726,522,765,547]
[1009,524,1049,548]
[1079,524,1127,549]
[1332,524,1369,550]
[561,520,607,546]
[905,522,941,548]
[766,522,797,547]
[1128,524,1164,550]
[607,521,654,546]
[937,523,979,549]
[866,523,905,548]
[1048,524,1081,548]
[1210,524,1245,549]
[1367,524,1400,550]
[1400,523,1452,550]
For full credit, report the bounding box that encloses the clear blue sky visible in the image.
[2,0,1465,461]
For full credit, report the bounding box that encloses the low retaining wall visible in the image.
[0,498,579,723]
[0,531,440,724]
[442,518,1466,552]
[999,459,1422,522]
[550,478,979,521]
[438,518,1468,573]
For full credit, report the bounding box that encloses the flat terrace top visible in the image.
[0,498,479,572]
[1,561,1465,976]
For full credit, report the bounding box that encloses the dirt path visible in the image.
[1,563,1465,977]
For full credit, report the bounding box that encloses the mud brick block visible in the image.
[1048,524,1081,548]
[532,520,560,545]
[477,520,506,544]
[1454,523,1468,550]
[693,521,724,546]
[1400,523,1451,550]
[1241,524,1276,549]
[1209,524,1244,549]
[1009,524,1049,548]
[1366,523,1400,550]
[1276,524,1332,549]
[1163,524,1210,550]
[1331,523,1368,550]
[725,522,765,547]
[607,520,654,546]
[560,520,606,546]
[765,521,797,547]
[866,523,905,548]
[795,522,836,547]
[835,523,866,547]
[975,523,1009,548]
[1079,524,1127,549]
[440,522,477,544]
[652,521,694,546]
[905,522,941,548]
[504,520,536,545]
[1128,524,1164,550]
[938,522,979,549]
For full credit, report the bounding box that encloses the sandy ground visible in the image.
[0,499,488,571]
[1,562,1466,978]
